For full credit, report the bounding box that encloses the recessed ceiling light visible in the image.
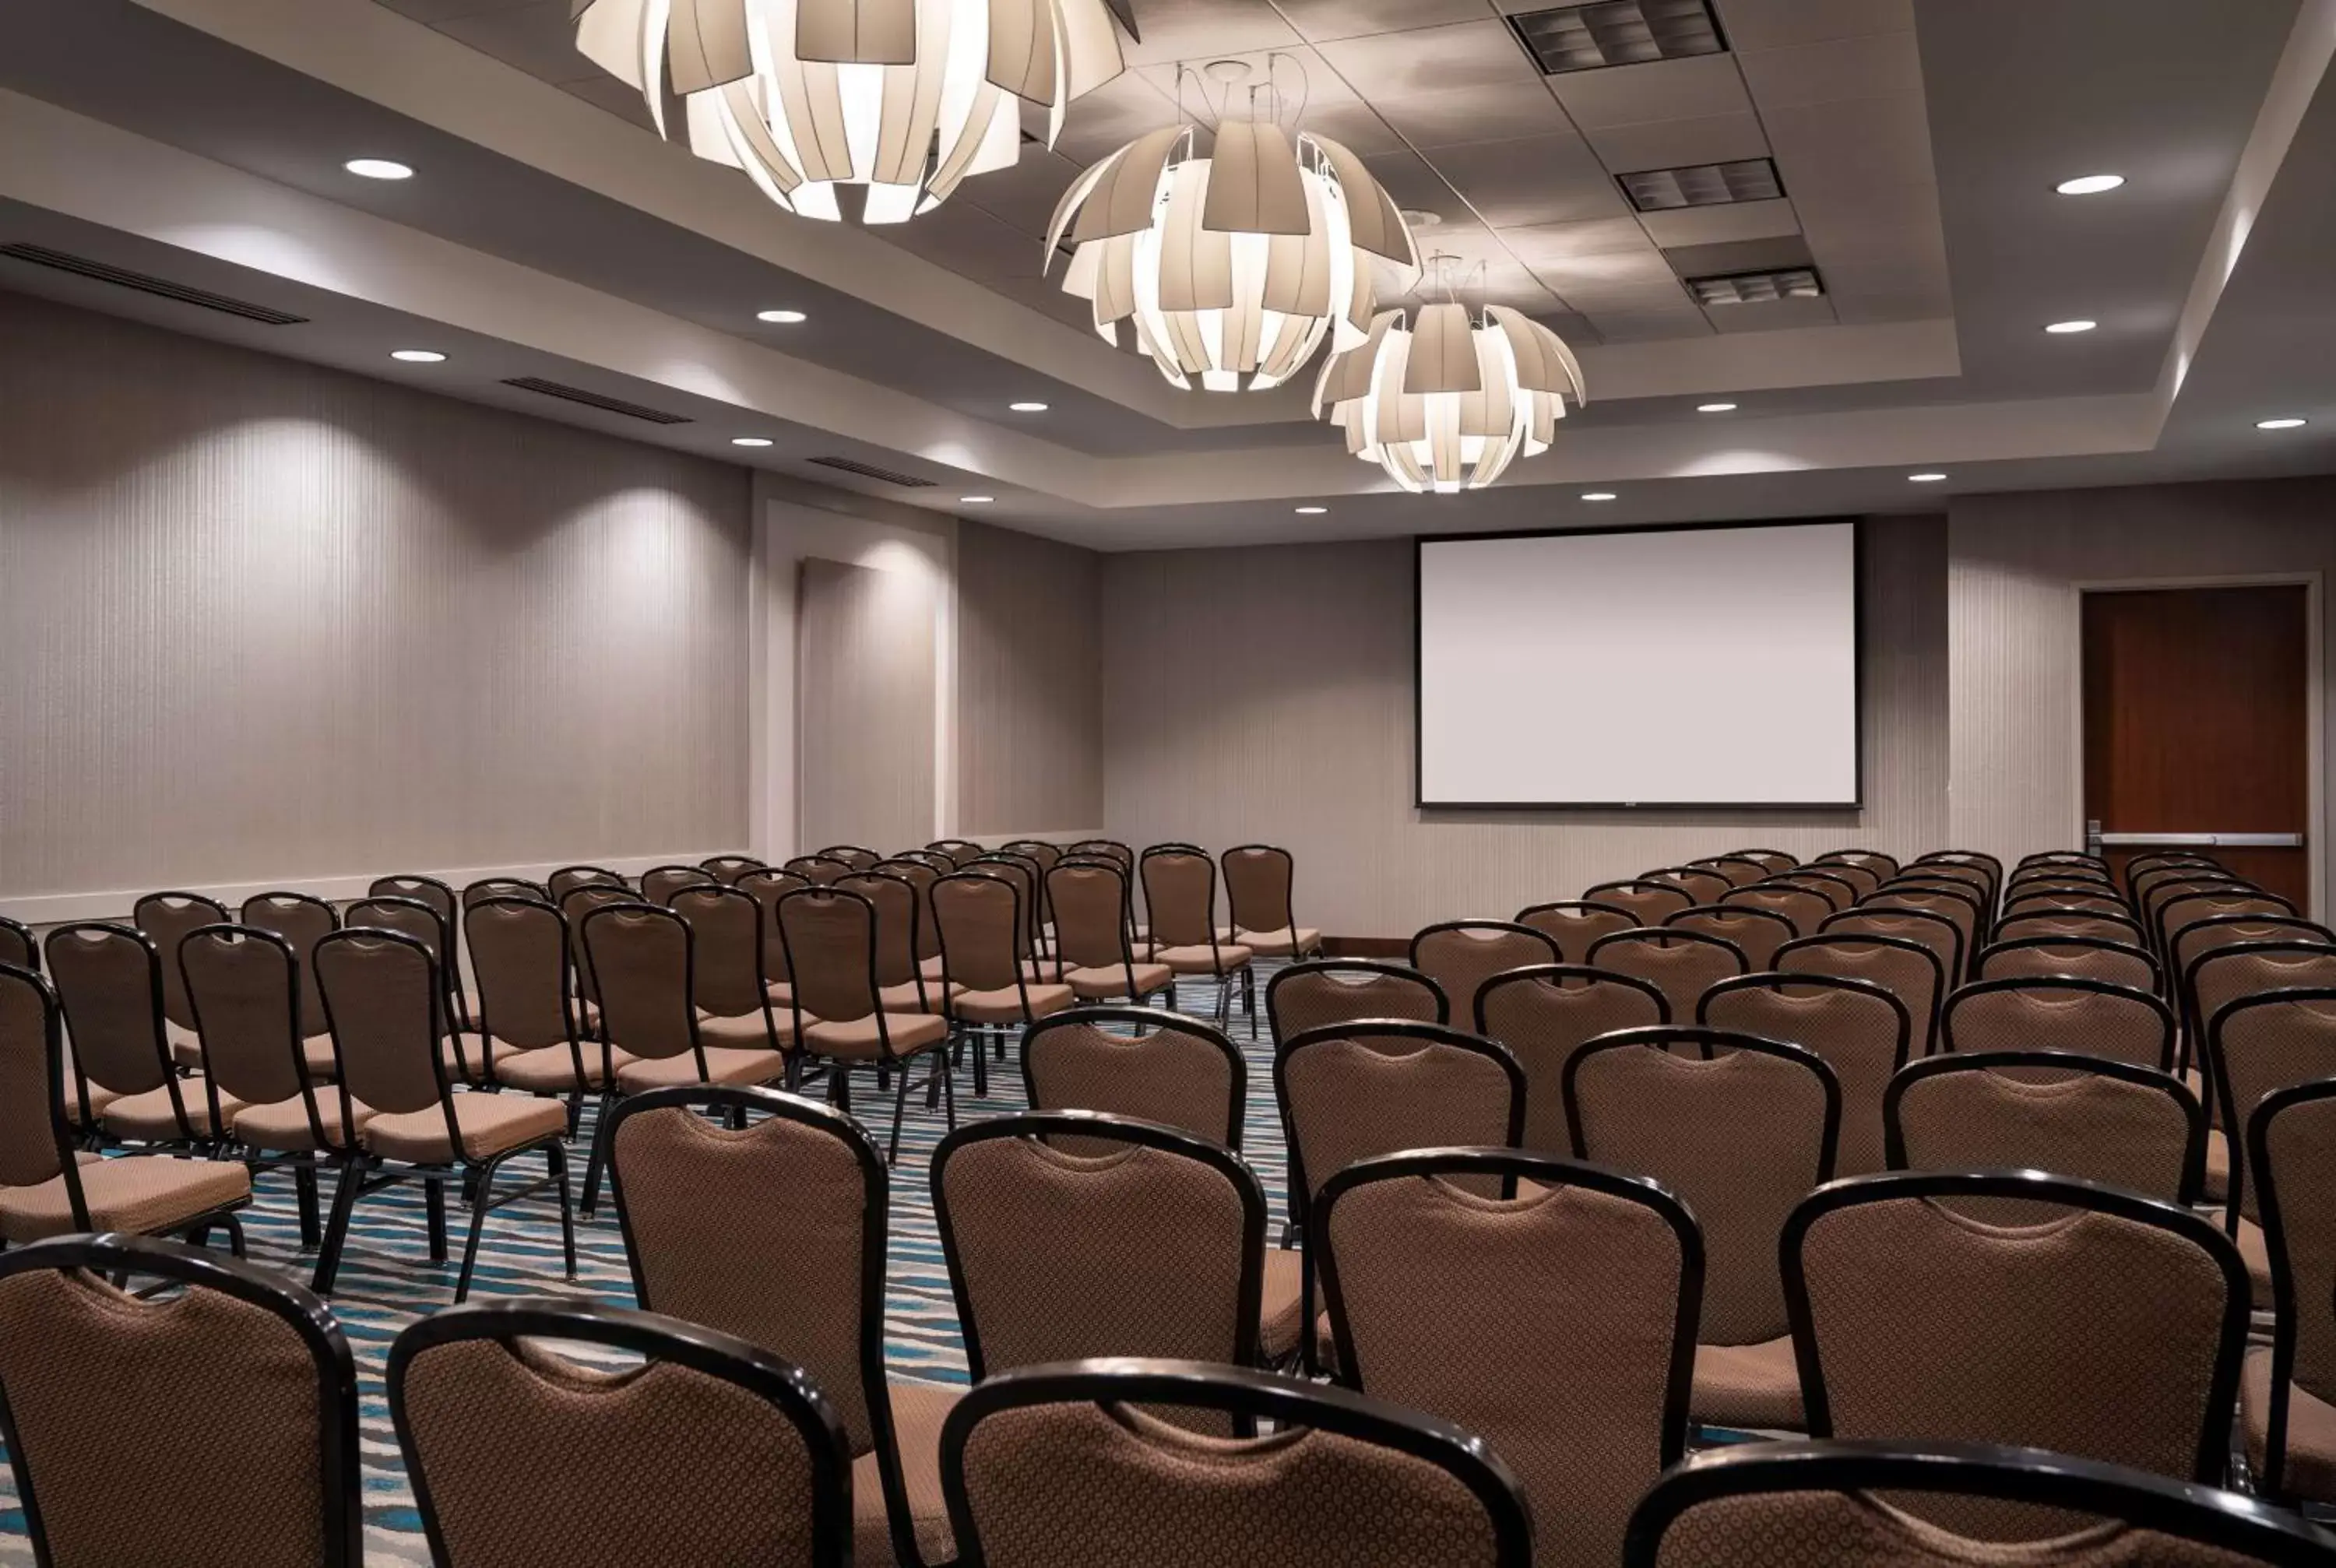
[389,349,445,363]
[2045,319,2098,334]
[1581,491,1617,501]
[2257,417,2308,430]
[756,309,807,324]
[730,436,774,447]
[2056,174,2126,196]
[344,158,413,180]
[1697,402,1738,413]
[959,494,995,504]
[1909,472,1948,483]
[1008,401,1049,413]
[1294,505,1328,515]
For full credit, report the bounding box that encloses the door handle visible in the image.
[2093,831,2304,849]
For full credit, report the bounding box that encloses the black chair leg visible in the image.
[220,1211,248,1259]
[454,1155,507,1303]
[424,1177,449,1264]
[311,1161,364,1296]
[579,1091,619,1218]
[294,1165,321,1249]
[938,1049,957,1133]
[549,1142,577,1281]
[972,1028,988,1098]
[886,1062,912,1166]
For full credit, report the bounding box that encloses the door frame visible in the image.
[2070,571,2324,922]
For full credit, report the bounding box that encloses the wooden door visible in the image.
[2082,585,2312,909]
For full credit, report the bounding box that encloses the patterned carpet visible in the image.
[0,976,1288,1566]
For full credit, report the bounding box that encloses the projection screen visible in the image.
[1416,521,1860,807]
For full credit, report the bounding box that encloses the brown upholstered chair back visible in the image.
[1816,849,1899,881]
[1719,884,1831,937]
[1140,849,1221,949]
[2192,944,2336,1056]
[1022,1010,1244,1149]
[1585,881,1696,927]
[344,897,456,1035]
[1819,909,1963,1005]
[1666,906,1792,971]
[605,1086,886,1458]
[1318,1150,1700,1568]
[390,1299,850,1568]
[819,846,882,872]
[2211,990,2336,1222]
[179,925,309,1109]
[0,917,32,975]
[1476,966,1667,1155]
[1766,871,1859,912]
[1410,922,1562,1028]
[1647,867,1731,905]
[941,1361,1535,1568]
[1267,961,1447,1042]
[42,922,173,1096]
[779,888,882,1027]
[934,1114,1265,1383]
[463,877,547,911]
[701,853,769,885]
[1000,842,1064,877]
[463,897,573,1052]
[1776,933,1944,1058]
[0,965,66,1190]
[1221,844,1300,939]
[1886,1051,2204,1203]
[1737,850,1799,874]
[784,855,853,887]
[2172,917,2331,1013]
[1047,862,1135,973]
[1993,909,2146,948]
[933,872,1027,993]
[1585,929,1747,1025]
[1700,975,1909,1177]
[579,902,698,1062]
[1807,860,1883,898]
[313,930,445,1117]
[547,865,625,902]
[558,884,637,1007]
[927,839,986,868]
[1515,901,1638,962]
[1567,1028,1838,1345]
[369,876,459,933]
[0,1235,361,1568]
[2251,1081,2336,1496]
[1694,856,1771,887]
[670,884,772,1018]
[2004,886,2129,918]
[735,870,811,983]
[241,893,338,1038]
[1975,937,2160,994]
[874,859,945,959]
[1275,1022,1524,1224]
[1942,978,2174,1072]
[133,890,228,1032]
[1863,891,1979,982]
[972,857,1047,959]
[837,873,923,992]
[642,864,718,905]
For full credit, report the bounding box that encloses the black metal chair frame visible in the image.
[1585,928,1752,1007]
[344,895,473,1081]
[699,853,769,884]
[0,914,33,975]
[1045,860,1168,1009]
[1474,963,1673,1037]
[778,885,956,1165]
[1409,920,1563,1022]
[1814,849,1902,878]
[1267,958,1451,1043]
[368,874,468,1023]
[1975,933,2165,996]
[1562,1026,1843,1181]
[1764,869,1862,911]
[463,894,600,1123]
[1993,907,2148,949]
[1583,880,1697,922]
[1940,973,2177,1074]
[1776,930,1947,1057]
[1822,902,1967,997]
[1139,845,1255,1028]
[2206,985,2336,1228]
[818,845,883,872]
[1021,1007,1247,1149]
[931,870,1050,1099]
[1667,904,1796,963]
[1697,970,1912,1085]
[2247,1078,2336,1503]
[463,876,547,911]
[547,864,628,902]
[44,921,206,1150]
[1515,898,1640,954]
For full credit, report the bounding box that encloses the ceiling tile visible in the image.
[432,0,597,85]
[1638,197,1803,247]
[1433,133,1631,227]
[1531,308,1602,347]
[1294,101,1409,156]
[376,0,544,23]
[1275,0,1493,42]
[1118,0,1301,65]
[1583,305,1714,341]
[1548,53,1754,130]
[1359,148,1473,227]
[1315,19,1543,99]
[1135,45,1361,114]
[1048,72,1182,164]
[1703,294,1842,332]
[1662,234,1817,277]
[883,199,1047,287]
[1735,30,1921,111]
[1499,215,1659,262]
[558,75,656,132]
[962,148,1086,242]
[1582,112,1771,174]
[1709,0,1915,52]
[1374,80,1574,148]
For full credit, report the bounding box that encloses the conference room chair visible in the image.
[1884,1051,2207,1205]
[812,845,878,872]
[1022,1007,1244,1149]
[1622,1440,2336,1568]
[938,1359,1536,1568]
[2018,848,2112,874]
[833,870,944,1016]
[1140,846,1255,1026]
[2142,875,2258,958]
[784,853,856,886]
[1046,860,1173,1006]
[736,867,812,1001]
[2011,864,2120,894]
[1565,1026,1839,1433]
[0,1233,361,1568]
[1975,934,2163,995]
[459,894,605,1123]
[1778,931,1947,1059]
[1314,1147,1701,1568]
[1476,965,1668,1157]
[1583,877,1696,927]
[980,850,1061,960]
[1266,958,1448,1042]
[343,895,481,1081]
[390,1297,851,1568]
[1701,973,1909,1177]
[2171,916,2334,1025]
[1645,864,1732,905]
[2210,988,2336,1308]
[1275,1021,1525,1369]
[781,885,958,1161]
[1666,904,1795,970]
[2243,1079,2336,1505]
[1687,853,1771,887]
[0,963,252,1250]
[558,880,636,1018]
[44,922,223,1147]
[638,863,716,905]
[1586,927,1747,1025]
[2190,943,2336,1065]
[930,873,1073,1095]
[1909,849,2002,897]
[1817,849,1901,881]
[1719,881,1833,938]
[1891,867,1998,911]
[1735,849,1800,874]
[134,888,228,1067]
[1782,1171,2248,1531]
[0,914,33,975]
[241,890,339,1035]
[2162,890,2301,966]
[889,848,956,877]
[2132,867,2244,930]
[1823,905,1966,1000]
[1995,908,2149,949]
[873,855,947,971]
[1411,920,1563,1028]
[603,1083,959,1568]
[2004,886,2132,919]
[547,863,627,902]
[1803,860,1882,898]
[672,881,804,1046]
[1941,976,2177,1074]
[308,927,574,1301]
[370,874,471,1026]
[927,838,986,867]
[1768,869,1862,912]
[463,875,547,912]
[1218,842,1323,960]
[1865,884,1984,982]
[2132,858,2234,902]
[699,852,767,885]
[1515,898,1638,961]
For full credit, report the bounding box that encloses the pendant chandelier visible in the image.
[1313,271,1588,494]
[572,0,1130,224]
[1043,65,1419,392]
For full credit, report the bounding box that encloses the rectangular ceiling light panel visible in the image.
[1509,0,1726,75]
[1686,266,1824,306]
[1619,158,1782,211]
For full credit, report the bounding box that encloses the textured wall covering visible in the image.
[1950,480,2336,908]
[0,291,751,904]
[955,518,1102,835]
[1102,516,1950,937]
[797,555,937,852]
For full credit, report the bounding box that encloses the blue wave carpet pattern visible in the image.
[0,974,1293,1566]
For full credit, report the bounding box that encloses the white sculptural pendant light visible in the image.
[1043,63,1420,392]
[572,0,1130,223]
[1314,262,1588,494]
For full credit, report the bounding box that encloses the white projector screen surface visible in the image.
[1417,522,1859,807]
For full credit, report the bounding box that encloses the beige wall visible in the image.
[0,291,751,919]
[1102,516,1951,937]
[796,557,937,853]
[955,519,1103,837]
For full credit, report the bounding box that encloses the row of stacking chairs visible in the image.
[5,1234,2324,1568]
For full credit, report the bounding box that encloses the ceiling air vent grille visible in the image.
[498,377,693,424]
[807,455,938,488]
[1686,267,1824,306]
[1508,0,1726,75]
[1620,158,1782,212]
[0,243,309,325]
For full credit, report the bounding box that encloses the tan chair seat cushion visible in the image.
[1064,962,1173,1000]
[952,983,1075,1025]
[804,1011,949,1061]
[766,980,796,1006]
[878,981,953,1014]
[361,1091,568,1164]
[233,1094,373,1153]
[1260,1247,1305,1361]
[614,1046,788,1094]
[168,1020,204,1071]
[1692,1336,1804,1432]
[2239,1215,2272,1306]
[2205,1128,2230,1204]
[0,1154,251,1244]
[1224,926,1322,957]
[100,1078,244,1141]
[441,1034,498,1084]
[173,1026,337,1080]
[62,1078,119,1129]
[917,956,948,982]
[857,1380,960,1568]
[492,1042,622,1092]
[696,1010,794,1049]
[1154,944,1255,975]
[2245,1346,2336,1502]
